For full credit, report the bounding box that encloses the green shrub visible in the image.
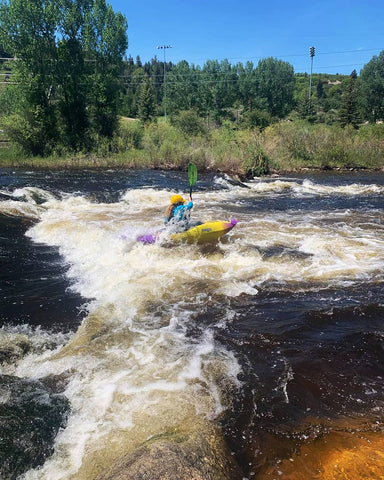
[118,119,144,149]
[242,109,272,129]
[171,110,207,136]
[241,144,270,178]
[2,111,55,156]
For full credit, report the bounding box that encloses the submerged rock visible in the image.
[0,333,31,364]
[0,374,70,480]
[223,173,250,189]
[95,423,243,480]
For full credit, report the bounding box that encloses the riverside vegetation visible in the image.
[1,118,383,176]
[0,0,384,175]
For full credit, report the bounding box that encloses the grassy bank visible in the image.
[0,119,383,174]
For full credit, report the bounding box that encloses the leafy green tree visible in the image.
[255,57,295,117]
[0,0,127,154]
[316,78,325,100]
[211,59,238,119]
[85,0,127,138]
[0,0,59,154]
[165,60,195,113]
[359,50,384,122]
[237,61,257,109]
[339,70,360,128]
[56,0,92,149]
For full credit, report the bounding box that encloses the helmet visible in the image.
[170,194,185,204]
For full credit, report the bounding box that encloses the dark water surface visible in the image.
[0,168,383,479]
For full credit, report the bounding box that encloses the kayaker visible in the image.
[165,194,194,231]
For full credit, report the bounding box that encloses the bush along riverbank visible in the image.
[0,118,383,175]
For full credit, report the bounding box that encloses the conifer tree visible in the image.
[339,70,360,128]
[137,75,155,123]
[297,89,316,122]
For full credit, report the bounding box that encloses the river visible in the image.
[0,168,383,479]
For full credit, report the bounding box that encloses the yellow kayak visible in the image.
[137,219,237,245]
[170,219,237,244]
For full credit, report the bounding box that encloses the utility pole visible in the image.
[157,45,172,120]
[308,46,316,114]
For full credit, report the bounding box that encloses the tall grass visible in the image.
[262,121,384,171]
[0,117,383,172]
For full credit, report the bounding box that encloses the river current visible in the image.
[0,168,383,479]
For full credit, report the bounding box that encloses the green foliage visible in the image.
[254,57,295,117]
[118,118,144,149]
[0,83,19,116]
[1,5,384,162]
[2,110,54,155]
[170,110,207,136]
[0,0,127,154]
[296,90,316,123]
[359,50,384,123]
[261,121,384,170]
[241,109,272,129]
[242,144,270,178]
[339,70,360,128]
[0,118,383,172]
[0,0,59,153]
[137,75,156,124]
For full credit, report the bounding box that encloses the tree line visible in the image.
[122,54,384,130]
[1,0,384,157]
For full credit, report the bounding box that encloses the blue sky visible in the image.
[110,0,383,74]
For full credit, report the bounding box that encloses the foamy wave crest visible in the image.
[17,192,243,479]
[296,179,384,196]
[0,187,58,219]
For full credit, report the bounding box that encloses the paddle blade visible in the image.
[188,163,197,187]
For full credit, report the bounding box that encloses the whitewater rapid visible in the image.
[1,174,383,479]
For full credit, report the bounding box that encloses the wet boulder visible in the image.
[0,374,70,480]
[95,423,243,480]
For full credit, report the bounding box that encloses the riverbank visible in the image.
[0,151,382,177]
[0,119,383,174]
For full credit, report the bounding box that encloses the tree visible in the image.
[339,70,360,128]
[237,61,257,109]
[297,89,316,122]
[56,0,93,149]
[0,0,60,154]
[0,0,127,154]
[241,108,272,129]
[316,78,325,100]
[359,50,384,123]
[165,60,195,113]
[137,75,155,123]
[254,57,295,117]
[84,0,128,138]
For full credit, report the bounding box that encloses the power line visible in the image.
[182,47,384,64]
[1,47,381,88]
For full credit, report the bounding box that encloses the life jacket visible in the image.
[165,203,177,223]
[165,201,192,225]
